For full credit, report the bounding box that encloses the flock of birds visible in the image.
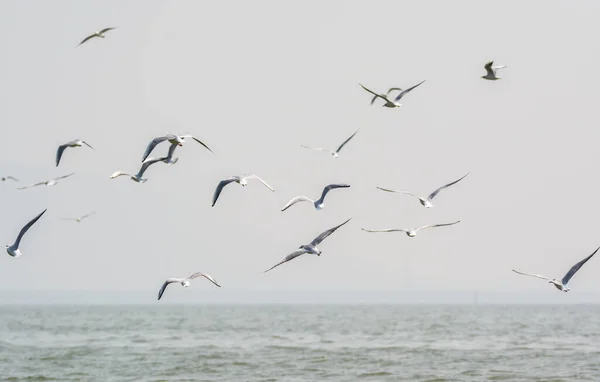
[2,27,597,301]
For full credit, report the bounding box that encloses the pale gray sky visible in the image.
[1,0,600,303]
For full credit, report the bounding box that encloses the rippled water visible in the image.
[0,305,599,381]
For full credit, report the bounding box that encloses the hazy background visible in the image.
[1,0,599,304]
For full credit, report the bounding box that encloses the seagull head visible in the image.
[182,280,191,287]
[332,152,339,158]
[239,179,248,187]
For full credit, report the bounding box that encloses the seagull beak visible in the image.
[178,143,183,146]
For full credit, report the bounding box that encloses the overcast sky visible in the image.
[1,0,600,304]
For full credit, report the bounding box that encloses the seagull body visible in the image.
[212,175,274,207]
[109,157,164,183]
[362,221,460,237]
[482,61,507,80]
[377,173,469,208]
[78,27,117,46]
[512,247,599,292]
[18,173,74,190]
[369,88,403,105]
[3,209,47,258]
[281,184,350,211]
[158,272,221,300]
[1,176,18,182]
[56,139,94,166]
[142,134,213,163]
[301,129,359,158]
[263,218,352,273]
[359,81,425,108]
[61,212,96,223]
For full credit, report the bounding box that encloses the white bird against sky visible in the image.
[301,129,359,158]
[3,209,46,258]
[377,173,469,208]
[61,212,96,223]
[141,134,213,163]
[512,247,599,292]
[17,173,74,190]
[281,184,350,211]
[212,175,274,207]
[481,61,507,80]
[359,80,425,108]
[1,176,18,182]
[109,157,164,183]
[263,218,352,274]
[361,221,460,237]
[157,272,221,301]
[78,27,117,46]
[56,139,94,167]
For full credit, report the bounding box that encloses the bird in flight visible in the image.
[281,184,350,211]
[512,247,599,292]
[212,175,274,207]
[3,209,47,258]
[359,80,425,108]
[481,61,507,80]
[301,129,360,158]
[61,212,96,223]
[377,173,469,208]
[263,218,352,274]
[1,176,18,182]
[362,221,460,238]
[157,272,221,301]
[109,157,164,183]
[78,27,117,46]
[18,174,74,190]
[56,139,94,166]
[141,134,213,163]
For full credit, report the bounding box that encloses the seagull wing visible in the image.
[484,61,495,77]
[300,145,331,154]
[310,217,352,246]
[12,209,47,249]
[54,173,75,181]
[335,130,359,153]
[359,84,391,104]
[212,178,238,207]
[561,246,600,286]
[188,136,214,154]
[262,249,309,274]
[361,228,409,233]
[82,141,95,150]
[98,27,117,34]
[244,175,274,191]
[319,184,350,203]
[80,212,96,220]
[386,87,403,96]
[137,158,163,177]
[78,34,97,46]
[512,269,552,282]
[376,187,420,199]
[188,272,222,287]
[17,181,46,190]
[56,144,69,166]
[6,176,18,182]
[394,80,425,102]
[165,142,179,161]
[157,279,180,301]
[281,196,313,211]
[142,136,170,162]
[427,173,469,201]
[415,220,460,232]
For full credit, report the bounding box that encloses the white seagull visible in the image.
[61,212,96,223]
[263,218,352,274]
[109,157,164,183]
[512,247,599,292]
[18,173,74,190]
[78,27,117,46]
[359,80,425,108]
[1,176,18,182]
[158,272,221,301]
[281,184,350,211]
[481,61,507,80]
[212,175,274,207]
[368,88,403,105]
[56,139,94,166]
[377,173,469,208]
[301,129,359,158]
[362,221,460,237]
[3,209,47,258]
[141,134,213,163]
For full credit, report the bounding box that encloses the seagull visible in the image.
[301,129,359,158]
[281,184,350,211]
[359,80,425,108]
[17,173,74,190]
[482,61,507,80]
[377,173,469,208]
[513,247,599,292]
[361,221,460,237]
[212,175,274,207]
[158,272,221,301]
[109,157,164,183]
[369,88,403,105]
[3,209,47,258]
[1,176,18,182]
[141,134,213,162]
[78,27,117,46]
[263,218,352,274]
[61,212,96,223]
[56,139,94,166]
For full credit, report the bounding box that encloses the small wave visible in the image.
[357,371,393,377]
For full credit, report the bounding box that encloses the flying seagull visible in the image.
[158,272,221,301]
[61,212,96,223]
[18,173,74,190]
[3,209,47,258]
[263,218,351,274]
[56,139,94,166]
[141,134,213,163]
[362,221,460,237]
[212,175,274,207]
[512,247,599,292]
[301,129,359,158]
[359,80,425,108]
[281,184,350,211]
[482,61,507,80]
[377,173,469,208]
[109,157,164,183]
[78,27,117,46]
[1,176,18,182]
[369,88,403,105]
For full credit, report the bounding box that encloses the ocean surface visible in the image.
[0,305,598,381]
